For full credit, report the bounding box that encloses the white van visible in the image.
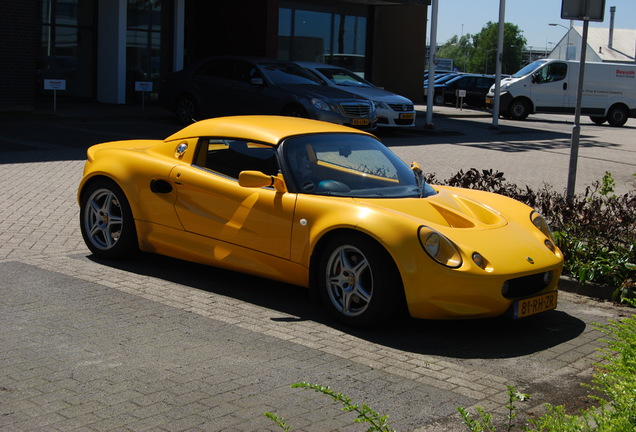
[486,59,636,126]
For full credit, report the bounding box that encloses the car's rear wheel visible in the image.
[434,93,444,105]
[590,116,606,125]
[607,105,628,127]
[176,95,199,124]
[80,178,138,259]
[318,233,403,327]
[509,99,530,120]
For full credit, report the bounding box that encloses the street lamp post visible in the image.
[549,23,571,60]
[484,48,496,74]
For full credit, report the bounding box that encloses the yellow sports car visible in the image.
[78,116,563,327]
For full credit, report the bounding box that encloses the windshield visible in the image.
[511,60,548,78]
[282,133,436,198]
[316,67,372,88]
[258,62,322,85]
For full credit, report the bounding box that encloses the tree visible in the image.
[436,35,473,72]
[469,22,527,75]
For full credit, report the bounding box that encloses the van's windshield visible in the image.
[511,60,549,78]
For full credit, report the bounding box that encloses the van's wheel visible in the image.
[176,95,199,124]
[434,94,445,105]
[590,116,606,125]
[80,178,138,259]
[318,233,404,328]
[509,99,530,120]
[607,106,628,127]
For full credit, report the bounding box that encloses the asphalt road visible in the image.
[0,102,634,431]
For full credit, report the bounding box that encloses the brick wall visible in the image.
[0,0,40,111]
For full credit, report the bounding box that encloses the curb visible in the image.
[558,275,616,301]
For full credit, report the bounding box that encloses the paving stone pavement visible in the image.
[0,103,634,431]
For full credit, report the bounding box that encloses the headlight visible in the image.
[373,101,388,110]
[418,226,462,268]
[311,98,332,112]
[531,211,556,243]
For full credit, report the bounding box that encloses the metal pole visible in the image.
[425,0,438,127]
[567,19,589,200]
[491,0,505,128]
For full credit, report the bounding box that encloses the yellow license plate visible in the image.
[400,113,415,120]
[514,292,557,318]
[352,119,369,126]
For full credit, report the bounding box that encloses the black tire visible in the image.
[80,178,138,259]
[175,94,199,124]
[434,93,445,105]
[318,232,404,328]
[590,116,606,125]
[607,105,628,127]
[281,105,308,118]
[508,99,530,120]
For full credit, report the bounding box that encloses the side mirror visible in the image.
[238,171,287,193]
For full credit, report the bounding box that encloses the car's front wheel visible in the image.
[80,178,138,259]
[509,99,530,120]
[318,233,403,327]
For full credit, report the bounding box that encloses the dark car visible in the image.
[430,74,496,107]
[159,56,377,129]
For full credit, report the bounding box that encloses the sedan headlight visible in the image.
[311,98,332,112]
[418,226,462,268]
[373,101,389,110]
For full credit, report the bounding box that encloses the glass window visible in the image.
[195,139,280,180]
[278,2,368,74]
[40,0,95,98]
[126,0,162,102]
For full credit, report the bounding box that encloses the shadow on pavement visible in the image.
[82,251,586,360]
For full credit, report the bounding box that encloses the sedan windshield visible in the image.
[259,62,322,85]
[282,133,436,198]
[316,67,372,88]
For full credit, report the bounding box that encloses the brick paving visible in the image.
[0,104,633,431]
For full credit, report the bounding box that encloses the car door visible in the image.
[225,59,285,115]
[529,62,568,112]
[170,138,296,260]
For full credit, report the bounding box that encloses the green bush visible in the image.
[427,169,636,301]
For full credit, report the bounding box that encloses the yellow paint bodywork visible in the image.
[78,115,563,320]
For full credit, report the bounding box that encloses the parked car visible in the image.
[297,61,415,128]
[430,74,496,107]
[159,56,377,129]
[78,115,563,328]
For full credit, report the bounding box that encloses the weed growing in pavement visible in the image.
[426,169,636,302]
[456,300,636,431]
[265,382,395,432]
[265,306,636,431]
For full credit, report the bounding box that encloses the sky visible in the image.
[434,0,636,49]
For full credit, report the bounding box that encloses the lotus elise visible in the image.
[78,116,563,327]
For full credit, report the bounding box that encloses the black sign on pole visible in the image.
[561,0,606,21]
